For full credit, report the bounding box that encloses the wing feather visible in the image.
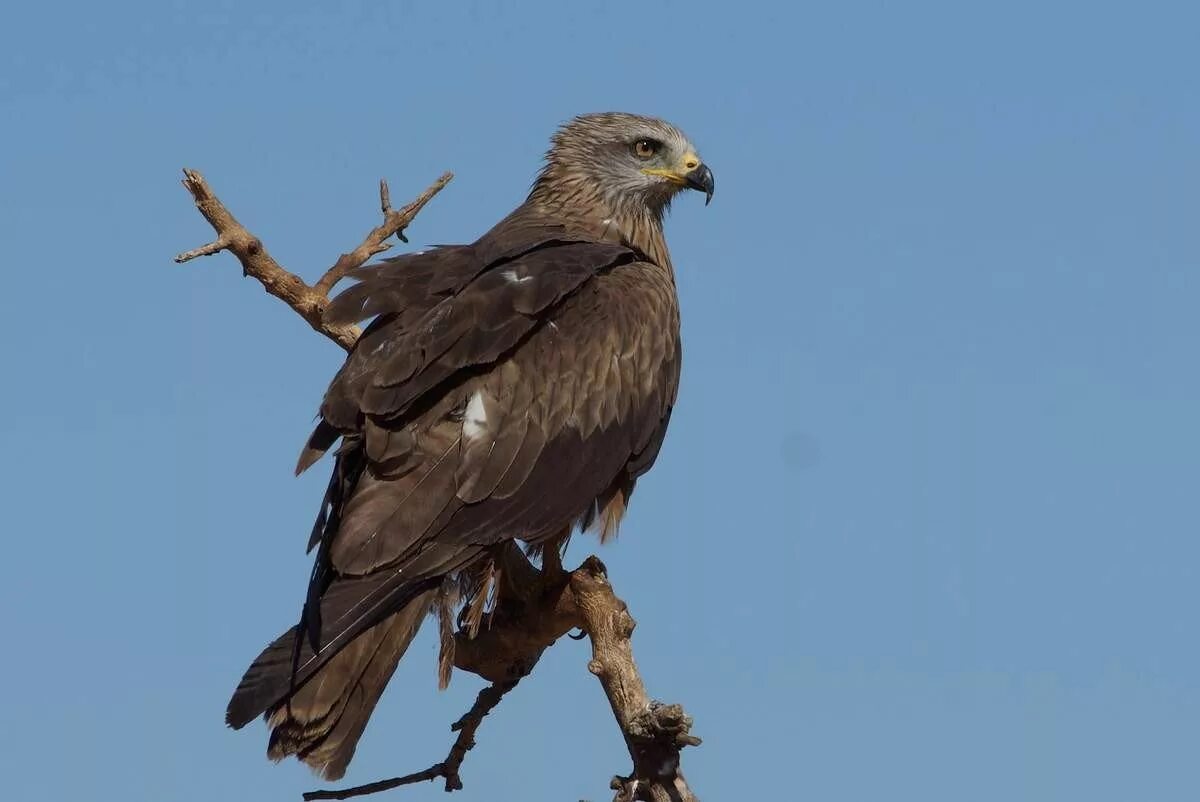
[253,215,680,744]
[332,425,462,575]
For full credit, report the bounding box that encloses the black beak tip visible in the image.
[685,164,715,206]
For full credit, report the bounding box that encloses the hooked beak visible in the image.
[642,152,716,205]
[684,163,715,206]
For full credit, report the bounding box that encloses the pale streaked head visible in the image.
[535,112,714,215]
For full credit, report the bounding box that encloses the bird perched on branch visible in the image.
[225,112,714,780]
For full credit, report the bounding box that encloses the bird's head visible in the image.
[535,112,714,219]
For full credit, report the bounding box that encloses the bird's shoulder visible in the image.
[314,204,651,433]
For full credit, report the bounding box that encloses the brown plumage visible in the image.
[226,112,714,780]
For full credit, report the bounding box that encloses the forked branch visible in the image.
[174,169,452,350]
[302,680,519,801]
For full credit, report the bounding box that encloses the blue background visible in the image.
[2,2,1197,799]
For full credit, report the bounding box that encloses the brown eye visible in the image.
[633,139,659,159]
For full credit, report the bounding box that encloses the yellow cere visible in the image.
[641,152,701,183]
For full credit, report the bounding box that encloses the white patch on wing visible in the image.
[462,391,488,441]
[501,269,533,284]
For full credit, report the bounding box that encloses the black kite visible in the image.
[226,112,714,779]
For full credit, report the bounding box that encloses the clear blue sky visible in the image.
[1,1,1196,800]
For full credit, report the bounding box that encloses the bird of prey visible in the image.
[225,112,714,780]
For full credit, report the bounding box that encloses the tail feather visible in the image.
[225,572,437,731]
[263,588,437,780]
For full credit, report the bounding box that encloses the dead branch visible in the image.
[174,171,699,801]
[573,558,701,802]
[312,175,452,297]
[303,680,519,801]
[304,552,698,802]
[174,169,452,351]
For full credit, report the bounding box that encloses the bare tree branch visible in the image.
[174,170,700,801]
[302,681,519,801]
[174,169,452,351]
[573,558,700,802]
[303,552,699,802]
[313,173,453,297]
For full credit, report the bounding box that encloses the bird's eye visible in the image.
[632,139,659,159]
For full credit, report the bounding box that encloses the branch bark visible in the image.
[302,680,519,801]
[174,172,699,802]
[174,169,452,351]
[573,558,701,802]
